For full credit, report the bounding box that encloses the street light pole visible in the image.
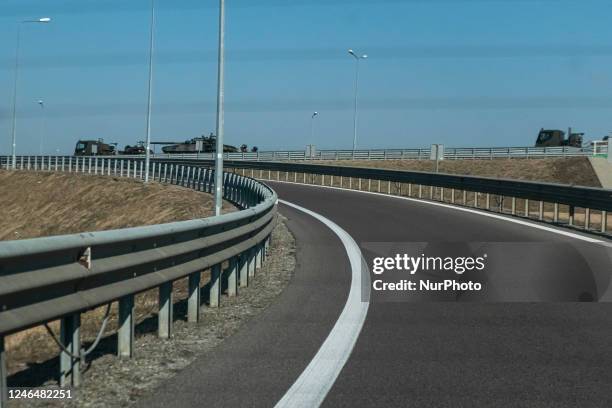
[348,49,367,152]
[38,100,45,155]
[214,0,226,216]
[10,17,51,169]
[144,0,155,183]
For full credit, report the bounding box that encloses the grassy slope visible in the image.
[0,170,235,241]
[314,157,601,187]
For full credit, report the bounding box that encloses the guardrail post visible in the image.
[248,247,257,278]
[511,197,516,215]
[255,242,263,270]
[349,177,352,189]
[1,336,6,407]
[240,252,249,287]
[524,199,530,217]
[228,257,238,297]
[188,272,201,322]
[602,211,608,233]
[585,208,591,230]
[553,203,559,223]
[568,206,575,226]
[158,282,173,339]
[418,185,423,198]
[118,295,135,358]
[209,264,222,308]
[539,201,544,220]
[462,191,467,206]
[60,313,81,387]
[474,192,479,208]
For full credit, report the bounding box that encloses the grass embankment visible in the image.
[314,157,601,187]
[1,170,235,380]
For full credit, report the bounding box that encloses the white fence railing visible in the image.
[140,145,607,162]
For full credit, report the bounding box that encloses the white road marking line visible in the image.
[275,199,370,408]
[266,179,606,244]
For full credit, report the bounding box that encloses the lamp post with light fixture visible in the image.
[348,49,367,151]
[10,17,51,169]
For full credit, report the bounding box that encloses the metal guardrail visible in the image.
[124,145,606,161]
[167,159,611,236]
[0,156,276,403]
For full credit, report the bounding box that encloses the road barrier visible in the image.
[165,159,611,237]
[0,156,276,406]
[124,145,606,162]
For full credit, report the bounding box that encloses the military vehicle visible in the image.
[535,128,583,148]
[74,139,117,156]
[161,134,238,154]
[120,141,152,155]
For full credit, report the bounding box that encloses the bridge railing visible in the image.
[0,156,276,402]
[164,159,611,237]
[118,145,605,161]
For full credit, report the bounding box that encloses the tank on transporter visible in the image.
[535,128,584,148]
[161,133,239,154]
[74,139,117,156]
[120,141,153,155]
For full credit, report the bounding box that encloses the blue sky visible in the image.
[2,0,612,154]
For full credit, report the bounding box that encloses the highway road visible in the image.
[139,181,612,407]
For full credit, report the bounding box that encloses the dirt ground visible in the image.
[0,170,235,241]
[7,218,295,408]
[313,157,602,187]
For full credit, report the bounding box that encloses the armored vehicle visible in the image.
[535,128,583,148]
[161,134,238,154]
[74,139,117,156]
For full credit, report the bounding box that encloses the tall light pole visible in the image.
[10,17,51,169]
[214,0,226,216]
[144,0,155,183]
[38,100,45,155]
[311,111,318,141]
[348,49,367,151]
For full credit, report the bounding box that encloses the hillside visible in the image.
[315,157,601,187]
[0,170,235,241]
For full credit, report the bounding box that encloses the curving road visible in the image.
[140,181,612,408]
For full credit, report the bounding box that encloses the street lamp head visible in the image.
[312,112,318,118]
[361,54,368,59]
[38,17,51,22]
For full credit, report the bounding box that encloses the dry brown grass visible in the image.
[312,157,601,187]
[1,170,236,377]
[0,170,235,241]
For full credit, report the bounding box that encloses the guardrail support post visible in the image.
[585,208,591,230]
[118,295,135,358]
[239,252,249,287]
[429,186,434,200]
[187,272,202,323]
[539,201,544,220]
[511,197,516,215]
[524,199,530,217]
[553,203,559,223]
[228,257,238,297]
[209,264,222,308]
[568,206,575,226]
[1,336,7,407]
[60,313,81,387]
[248,247,257,278]
[462,191,467,206]
[602,211,608,233]
[255,243,263,270]
[418,185,423,198]
[158,282,173,339]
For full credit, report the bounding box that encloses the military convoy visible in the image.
[74,134,256,156]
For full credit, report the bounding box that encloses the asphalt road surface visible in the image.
[140,181,612,408]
